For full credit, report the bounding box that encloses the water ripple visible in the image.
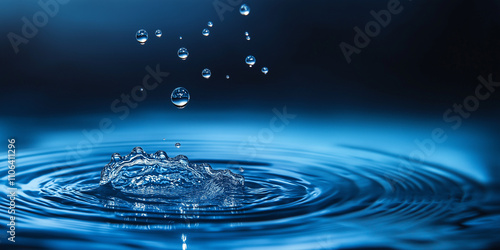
[1,141,499,249]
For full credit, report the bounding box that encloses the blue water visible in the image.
[1,135,499,249]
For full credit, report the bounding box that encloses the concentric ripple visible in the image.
[1,141,499,249]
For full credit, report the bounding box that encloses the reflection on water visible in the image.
[1,139,499,249]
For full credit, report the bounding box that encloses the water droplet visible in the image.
[202,68,211,79]
[179,36,183,40]
[245,55,256,67]
[132,146,144,154]
[245,31,249,36]
[175,143,181,148]
[112,153,122,161]
[140,88,144,91]
[240,4,250,16]
[162,138,166,141]
[202,28,210,37]
[136,29,148,45]
[239,167,244,172]
[246,36,251,40]
[226,75,230,79]
[208,21,213,27]
[155,29,162,38]
[177,47,189,60]
[171,87,190,109]
[155,150,168,160]
[261,67,269,74]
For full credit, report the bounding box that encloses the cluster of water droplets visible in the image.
[133,3,268,110]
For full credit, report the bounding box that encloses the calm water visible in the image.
[1,139,499,249]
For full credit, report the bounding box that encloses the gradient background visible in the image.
[1,0,500,195]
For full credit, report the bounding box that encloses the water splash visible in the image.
[99,147,245,198]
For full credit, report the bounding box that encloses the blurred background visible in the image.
[1,0,499,183]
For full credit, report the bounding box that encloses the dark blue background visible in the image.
[1,0,499,114]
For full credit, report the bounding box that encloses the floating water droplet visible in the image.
[202,28,210,37]
[202,68,211,79]
[245,55,256,67]
[208,21,213,27]
[136,29,148,45]
[140,88,144,91]
[226,75,230,79]
[177,47,189,60]
[171,87,190,109]
[179,36,182,40]
[240,4,250,16]
[245,31,249,36]
[261,67,269,74]
[155,29,162,38]
[246,36,251,40]
[175,143,181,148]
